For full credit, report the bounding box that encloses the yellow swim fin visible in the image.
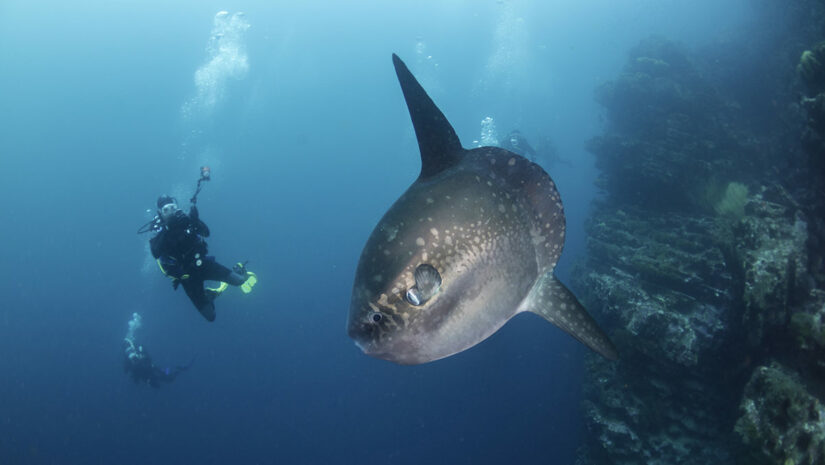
[206,281,229,294]
[240,272,257,294]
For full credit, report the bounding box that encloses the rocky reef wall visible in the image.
[572,2,825,464]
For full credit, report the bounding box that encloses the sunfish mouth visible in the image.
[353,340,383,356]
[353,340,370,353]
[353,338,429,365]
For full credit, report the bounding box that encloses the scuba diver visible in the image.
[138,167,257,321]
[501,130,538,162]
[502,130,572,168]
[123,313,192,388]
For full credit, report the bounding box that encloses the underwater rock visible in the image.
[586,207,733,302]
[787,289,825,385]
[575,26,825,465]
[573,186,813,464]
[733,186,809,348]
[571,205,735,464]
[589,36,760,213]
[735,362,825,465]
[798,39,825,294]
[580,352,733,465]
[789,289,825,354]
[801,93,825,140]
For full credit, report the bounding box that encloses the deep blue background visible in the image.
[0,1,754,463]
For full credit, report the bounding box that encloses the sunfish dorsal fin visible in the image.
[392,53,463,179]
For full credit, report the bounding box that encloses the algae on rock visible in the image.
[735,363,825,465]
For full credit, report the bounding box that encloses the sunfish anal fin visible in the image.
[519,273,618,360]
[392,53,464,179]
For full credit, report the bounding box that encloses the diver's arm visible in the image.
[189,205,200,221]
[149,233,163,259]
[198,220,210,237]
[189,206,210,237]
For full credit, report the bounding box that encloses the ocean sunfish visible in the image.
[347,54,617,365]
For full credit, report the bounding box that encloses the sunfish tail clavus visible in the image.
[347,53,618,365]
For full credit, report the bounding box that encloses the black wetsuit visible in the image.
[150,206,245,321]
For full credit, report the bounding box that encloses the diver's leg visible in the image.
[154,366,180,384]
[181,277,216,321]
[202,260,246,286]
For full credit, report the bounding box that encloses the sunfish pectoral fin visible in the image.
[519,273,619,360]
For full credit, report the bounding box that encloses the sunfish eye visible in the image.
[370,312,382,323]
[405,264,442,306]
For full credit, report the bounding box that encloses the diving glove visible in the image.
[233,261,249,275]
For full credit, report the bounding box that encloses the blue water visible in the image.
[0,1,755,463]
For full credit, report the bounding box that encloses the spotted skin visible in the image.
[517,273,618,360]
[347,54,617,365]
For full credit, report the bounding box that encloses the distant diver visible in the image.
[138,166,257,321]
[123,313,192,388]
[501,129,538,162]
[502,130,572,168]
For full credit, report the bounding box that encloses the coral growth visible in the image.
[713,182,749,218]
[799,42,825,157]
[798,43,825,95]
